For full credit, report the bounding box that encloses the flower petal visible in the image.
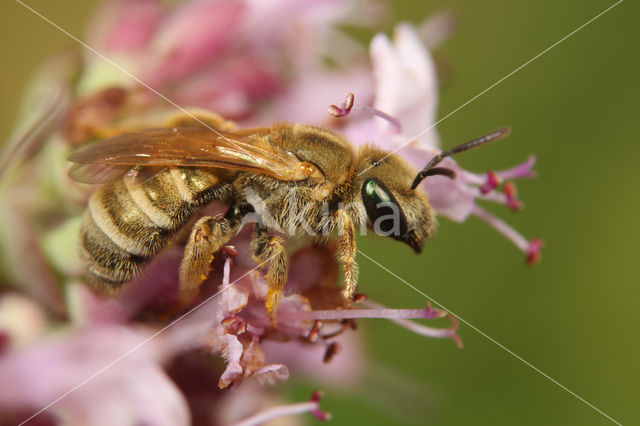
[253,364,289,386]
[369,24,440,149]
[88,0,164,54]
[148,0,246,85]
[0,326,189,426]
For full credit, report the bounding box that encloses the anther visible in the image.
[308,320,323,342]
[526,238,543,266]
[353,292,367,303]
[328,93,402,133]
[310,391,332,421]
[222,245,238,267]
[480,170,500,194]
[323,342,340,363]
[222,315,246,335]
[328,92,354,117]
[321,319,357,339]
[503,182,522,211]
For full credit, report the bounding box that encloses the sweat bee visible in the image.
[68,110,509,318]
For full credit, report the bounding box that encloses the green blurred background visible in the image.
[1,0,638,425]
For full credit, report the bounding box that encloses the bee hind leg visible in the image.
[178,216,232,307]
[251,228,288,326]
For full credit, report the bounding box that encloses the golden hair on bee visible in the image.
[69,109,509,322]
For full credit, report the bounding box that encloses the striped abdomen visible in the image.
[79,167,234,294]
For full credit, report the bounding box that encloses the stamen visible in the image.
[327,92,354,117]
[323,342,340,363]
[222,256,231,287]
[502,182,522,211]
[526,238,543,266]
[228,391,331,426]
[222,316,246,335]
[472,205,527,251]
[353,293,367,303]
[365,301,462,348]
[357,105,402,133]
[222,245,238,267]
[277,302,461,347]
[460,155,536,186]
[328,92,402,133]
[472,205,542,265]
[222,245,239,258]
[278,306,442,321]
[480,170,500,194]
[310,391,332,420]
[307,320,323,342]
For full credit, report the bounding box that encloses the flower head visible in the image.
[0,1,541,424]
[336,24,541,264]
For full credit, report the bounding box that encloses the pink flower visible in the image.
[337,23,542,264]
[0,1,541,424]
[0,319,189,425]
[74,0,358,123]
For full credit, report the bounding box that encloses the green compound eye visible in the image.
[364,180,391,203]
[361,178,407,236]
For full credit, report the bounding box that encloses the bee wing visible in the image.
[68,127,308,184]
[68,163,170,184]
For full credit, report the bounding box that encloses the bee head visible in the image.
[355,148,434,254]
[355,127,511,253]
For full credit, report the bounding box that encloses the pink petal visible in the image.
[370,24,440,149]
[262,65,373,125]
[226,390,331,426]
[397,147,477,222]
[241,0,353,69]
[148,0,246,85]
[220,257,249,315]
[218,334,244,389]
[423,175,477,222]
[261,332,366,388]
[418,9,458,49]
[286,245,338,294]
[88,0,164,53]
[253,364,289,386]
[0,326,189,426]
[172,54,282,119]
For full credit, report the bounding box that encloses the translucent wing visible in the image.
[68,127,309,184]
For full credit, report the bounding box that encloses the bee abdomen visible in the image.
[79,210,147,294]
[80,167,234,294]
[89,180,172,257]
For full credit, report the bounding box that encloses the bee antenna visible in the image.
[410,127,511,190]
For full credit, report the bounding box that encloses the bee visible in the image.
[68,110,509,318]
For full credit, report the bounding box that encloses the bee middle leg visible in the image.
[337,209,359,304]
[179,216,232,306]
[251,227,288,324]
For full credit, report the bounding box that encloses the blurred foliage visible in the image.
[1,0,638,425]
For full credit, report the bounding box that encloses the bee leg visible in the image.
[251,229,288,325]
[179,216,232,306]
[337,210,359,304]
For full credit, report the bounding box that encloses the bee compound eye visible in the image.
[361,179,408,237]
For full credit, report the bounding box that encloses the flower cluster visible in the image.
[0,1,539,425]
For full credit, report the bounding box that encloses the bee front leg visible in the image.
[337,210,359,304]
[251,228,288,325]
[179,216,232,306]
